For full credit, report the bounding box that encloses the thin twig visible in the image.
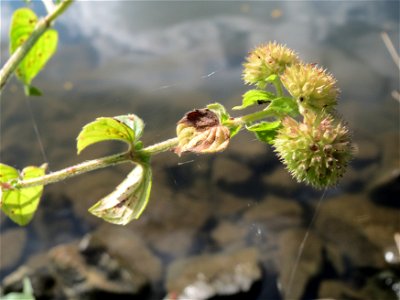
[0,0,73,91]
[381,32,400,69]
[286,188,327,299]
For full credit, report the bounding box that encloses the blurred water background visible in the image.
[1,1,399,299]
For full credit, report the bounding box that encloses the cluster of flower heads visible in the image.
[243,41,353,188]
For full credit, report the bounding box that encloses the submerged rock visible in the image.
[49,242,147,298]
[0,228,27,271]
[86,225,162,282]
[318,280,364,299]
[368,132,400,206]
[129,189,211,257]
[315,194,397,271]
[1,262,63,300]
[212,156,253,185]
[1,227,159,299]
[243,196,302,232]
[320,268,400,300]
[165,248,262,300]
[211,187,251,217]
[353,137,380,162]
[211,220,247,249]
[277,229,323,300]
[261,167,301,194]
[369,168,400,206]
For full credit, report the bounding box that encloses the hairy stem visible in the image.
[13,151,133,189]
[0,0,73,91]
[9,137,179,190]
[6,106,285,190]
[138,137,179,156]
[273,77,284,97]
[235,109,277,125]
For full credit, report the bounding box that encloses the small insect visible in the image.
[257,100,270,105]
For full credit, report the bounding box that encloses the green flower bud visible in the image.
[281,63,339,114]
[243,41,299,88]
[273,112,352,188]
[175,109,230,156]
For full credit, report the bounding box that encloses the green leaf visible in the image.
[0,163,46,226]
[77,114,144,154]
[0,163,19,185]
[207,103,242,138]
[10,8,58,88]
[2,277,35,300]
[246,121,281,144]
[114,114,145,141]
[233,90,275,110]
[265,97,299,117]
[89,163,152,225]
[2,293,35,300]
[22,277,34,295]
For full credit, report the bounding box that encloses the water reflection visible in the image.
[1,1,399,299]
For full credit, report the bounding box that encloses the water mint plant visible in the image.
[0,1,353,226]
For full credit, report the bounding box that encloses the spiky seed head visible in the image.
[273,111,352,188]
[281,63,339,114]
[175,109,230,156]
[243,41,300,88]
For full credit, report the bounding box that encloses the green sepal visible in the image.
[0,163,46,226]
[233,89,275,110]
[207,102,241,138]
[246,120,281,144]
[89,162,152,225]
[207,102,230,122]
[10,8,58,89]
[265,97,299,117]
[77,114,145,154]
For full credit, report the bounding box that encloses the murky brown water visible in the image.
[1,1,399,299]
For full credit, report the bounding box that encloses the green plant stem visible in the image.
[13,151,132,189]
[235,109,277,124]
[0,0,73,91]
[138,137,179,156]
[7,107,283,190]
[10,137,179,190]
[273,78,283,97]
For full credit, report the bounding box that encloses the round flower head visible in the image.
[243,41,299,88]
[281,63,339,114]
[273,111,352,188]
